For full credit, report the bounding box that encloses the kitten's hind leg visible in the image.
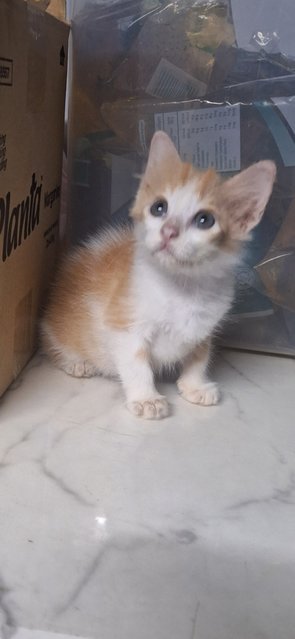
[42,324,97,378]
[177,340,220,406]
[61,359,98,378]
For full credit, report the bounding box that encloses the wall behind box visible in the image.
[0,0,69,397]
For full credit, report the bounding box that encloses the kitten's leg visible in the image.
[115,343,169,420]
[42,324,97,378]
[61,359,98,378]
[177,340,220,406]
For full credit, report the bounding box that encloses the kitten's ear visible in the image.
[143,131,181,181]
[220,161,276,239]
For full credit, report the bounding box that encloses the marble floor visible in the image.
[0,350,295,639]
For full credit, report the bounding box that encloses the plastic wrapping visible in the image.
[67,0,295,355]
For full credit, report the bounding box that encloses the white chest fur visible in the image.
[132,254,234,367]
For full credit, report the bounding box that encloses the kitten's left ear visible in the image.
[143,131,181,182]
[220,161,276,239]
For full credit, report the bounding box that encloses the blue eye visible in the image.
[192,210,215,229]
[150,199,168,217]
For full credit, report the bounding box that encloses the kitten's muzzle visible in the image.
[160,223,180,246]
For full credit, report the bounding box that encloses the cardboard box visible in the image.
[29,0,66,21]
[0,0,69,396]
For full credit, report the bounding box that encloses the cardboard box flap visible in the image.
[27,0,66,22]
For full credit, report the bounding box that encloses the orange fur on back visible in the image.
[43,230,135,358]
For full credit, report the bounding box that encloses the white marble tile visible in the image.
[14,630,90,639]
[0,351,295,639]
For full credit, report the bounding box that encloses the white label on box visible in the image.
[146,58,207,101]
[155,105,241,172]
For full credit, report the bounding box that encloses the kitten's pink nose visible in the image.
[161,223,179,241]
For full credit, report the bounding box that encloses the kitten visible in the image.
[41,131,276,419]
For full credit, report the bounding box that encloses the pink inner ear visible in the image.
[221,161,276,238]
[144,131,181,179]
[235,210,261,235]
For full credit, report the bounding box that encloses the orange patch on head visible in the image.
[131,162,197,221]
[198,169,220,199]
[180,162,195,185]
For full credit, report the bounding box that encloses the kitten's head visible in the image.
[131,131,276,274]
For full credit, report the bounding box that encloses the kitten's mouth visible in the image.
[154,243,194,267]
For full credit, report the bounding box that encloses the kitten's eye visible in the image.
[150,199,168,217]
[192,210,215,230]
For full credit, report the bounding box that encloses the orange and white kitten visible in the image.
[42,131,275,419]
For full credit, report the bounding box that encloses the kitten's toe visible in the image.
[178,381,220,406]
[127,397,169,420]
[144,398,169,419]
[81,361,98,377]
[62,360,97,378]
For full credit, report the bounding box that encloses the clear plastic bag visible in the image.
[67,0,295,355]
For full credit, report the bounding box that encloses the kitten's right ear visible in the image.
[143,131,181,182]
[220,160,276,239]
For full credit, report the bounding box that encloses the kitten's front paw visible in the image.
[177,381,220,406]
[127,396,169,420]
